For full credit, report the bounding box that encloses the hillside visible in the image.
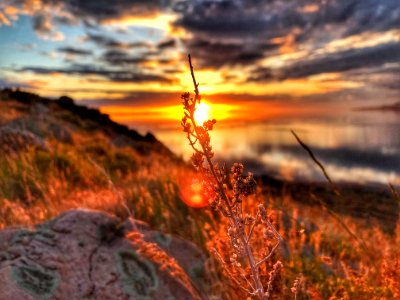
[0,89,198,236]
[0,89,176,157]
[0,89,399,299]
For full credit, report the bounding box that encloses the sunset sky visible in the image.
[0,0,399,126]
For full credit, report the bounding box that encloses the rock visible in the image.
[125,220,208,295]
[0,127,48,155]
[4,116,74,144]
[0,209,205,300]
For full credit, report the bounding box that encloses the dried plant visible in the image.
[291,275,306,300]
[181,55,283,299]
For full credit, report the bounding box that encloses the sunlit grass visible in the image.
[0,92,399,299]
[0,143,399,299]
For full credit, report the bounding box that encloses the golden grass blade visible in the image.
[291,130,341,196]
[291,130,373,258]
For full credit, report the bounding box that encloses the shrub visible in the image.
[181,55,283,299]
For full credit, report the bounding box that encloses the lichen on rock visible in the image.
[116,250,158,298]
[0,209,205,299]
[11,265,59,298]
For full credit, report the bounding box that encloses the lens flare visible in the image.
[180,180,208,208]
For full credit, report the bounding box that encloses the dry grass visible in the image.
[0,91,399,299]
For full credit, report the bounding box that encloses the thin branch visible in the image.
[238,270,256,293]
[291,130,340,196]
[259,206,283,242]
[188,55,233,212]
[246,210,260,244]
[218,205,232,218]
[256,241,281,268]
[291,130,373,258]
[213,248,254,295]
[188,54,200,98]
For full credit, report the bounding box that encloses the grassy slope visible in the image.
[0,89,200,235]
[0,89,399,299]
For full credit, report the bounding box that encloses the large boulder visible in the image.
[0,209,205,300]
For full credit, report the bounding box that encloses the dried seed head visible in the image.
[231,163,244,177]
[259,204,267,219]
[191,152,204,169]
[244,214,255,224]
[263,229,275,240]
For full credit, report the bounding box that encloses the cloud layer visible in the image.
[19,65,173,83]
[0,0,399,100]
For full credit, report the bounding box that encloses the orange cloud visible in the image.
[298,4,319,13]
[279,28,301,54]
[4,6,19,16]
[0,12,10,25]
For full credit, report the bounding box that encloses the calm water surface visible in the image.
[132,110,400,185]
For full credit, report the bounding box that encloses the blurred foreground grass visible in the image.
[0,90,399,299]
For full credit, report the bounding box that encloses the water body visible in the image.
[150,109,400,185]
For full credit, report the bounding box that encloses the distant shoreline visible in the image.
[257,174,399,233]
[354,101,400,112]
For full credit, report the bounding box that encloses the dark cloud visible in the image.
[53,15,78,26]
[185,39,274,68]
[100,50,150,66]
[3,0,400,91]
[157,39,176,49]
[176,0,287,67]
[0,78,36,90]
[339,0,400,35]
[6,0,400,69]
[343,64,400,91]
[32,13,53,35]
[178,0,400,38]
[284,42,400,79]
[29,11,64,40]
[57,47,93,56]
[80,91,180,107]
[1,0,170,25]
[60,0,171,21]
[177,1,283,37]
[18,65,172,83]
[247,67,275,82]
[86,33,152,49]
[176,0,400,68]
[249,42,400,82]
[98,48,175,70]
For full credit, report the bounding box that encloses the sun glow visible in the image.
[194,102,209,125]
[99,100,237,126]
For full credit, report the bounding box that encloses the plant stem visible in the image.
[188,54,266,299]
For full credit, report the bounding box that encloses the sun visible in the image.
[194,102,209,125]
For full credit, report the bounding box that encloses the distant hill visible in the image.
[0,88,176,158]
[354,101,400,112]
